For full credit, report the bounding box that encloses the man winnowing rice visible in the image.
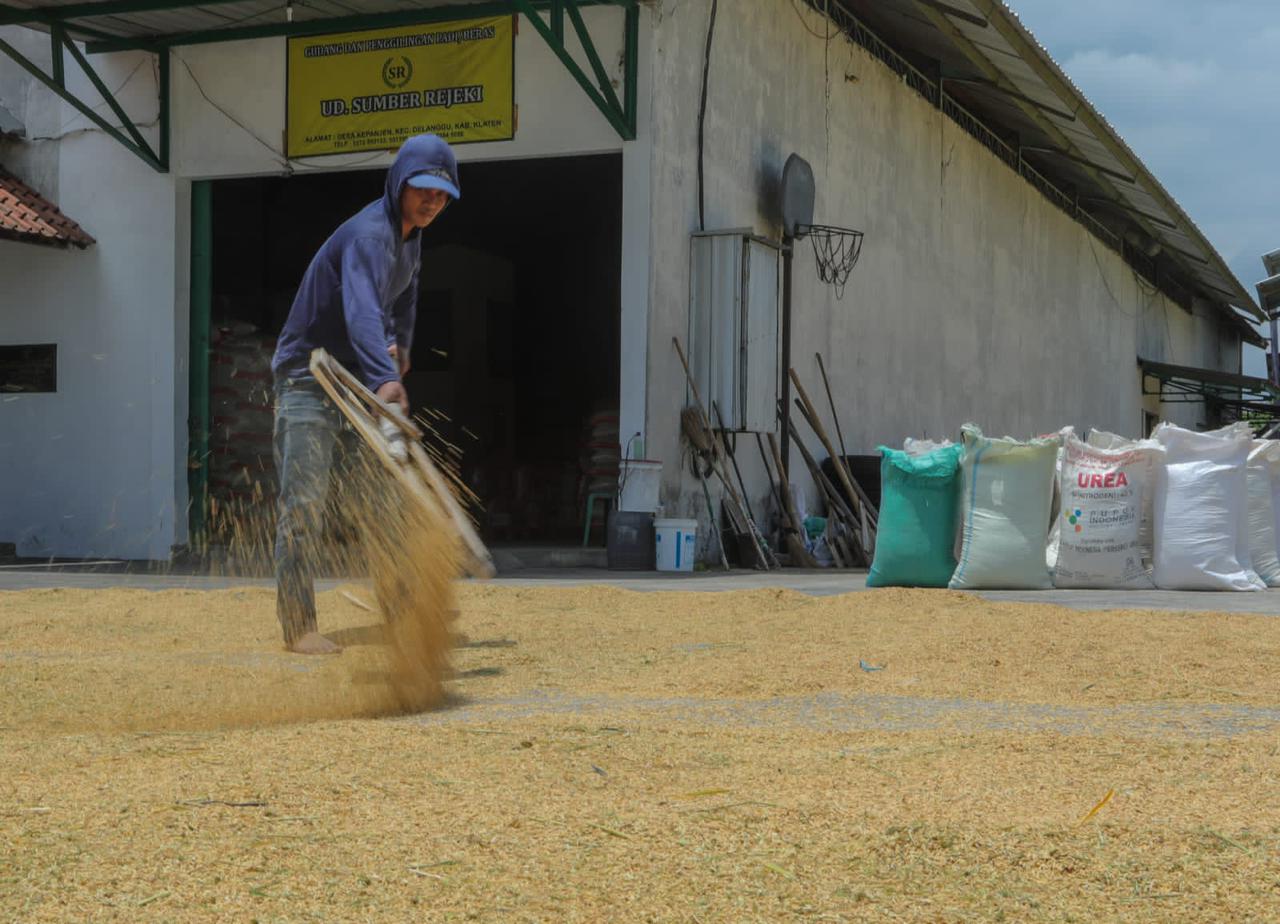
[269,134,459,654]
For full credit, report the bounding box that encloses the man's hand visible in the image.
[376,380,409,415]
[388,344,411,376]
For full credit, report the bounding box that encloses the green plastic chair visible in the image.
[581,492,613,547]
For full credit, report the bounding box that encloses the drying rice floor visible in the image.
[3,582,1280,922]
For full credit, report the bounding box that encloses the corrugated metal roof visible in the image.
[3,0,494,40]
[1,0,1260,326]
[842,0,1261,324]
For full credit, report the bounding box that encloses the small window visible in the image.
[0,344,56,393]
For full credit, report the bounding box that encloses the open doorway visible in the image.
[206,153,623,547]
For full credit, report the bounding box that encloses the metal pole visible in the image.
[1271,314,1279,388]
[779,236,793,479]
[157,47,170,170]
[188,180,213,545]
[623,1,638,137]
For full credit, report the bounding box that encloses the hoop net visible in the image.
[801,224,864,299]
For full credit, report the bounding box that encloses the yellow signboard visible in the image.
[286,16,515,158]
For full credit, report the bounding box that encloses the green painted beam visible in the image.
[73,0,636,144]
[60,31,156,157]
[84,0,630,53]
[549,0,564,41]
[564,0,623,118]
[50,23,64,86]
[0,34,164,170]
[187,180,213,544]
[157,47,169,169]
[3,0,628,26]
[88,0,513,51]
[0,0,247,26]
[514,0,633,140]
[623,1,636,136]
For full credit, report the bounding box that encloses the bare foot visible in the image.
[288,631,342,655]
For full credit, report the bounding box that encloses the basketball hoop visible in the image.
[796,223,864,299]
[780,154,864,299]
[774,151,867,478]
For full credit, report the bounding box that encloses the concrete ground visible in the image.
[2,563,1277,614]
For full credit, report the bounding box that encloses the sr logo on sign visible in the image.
[382,56,413,89]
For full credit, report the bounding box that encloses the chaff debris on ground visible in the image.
[3,584,1280,921]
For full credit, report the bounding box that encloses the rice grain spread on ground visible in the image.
[3,584,1279,922]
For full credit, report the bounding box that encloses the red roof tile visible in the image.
[0,167,94,249]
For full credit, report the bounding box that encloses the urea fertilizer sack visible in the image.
[1151,423,1263,591]
[1052,432,1159,589]
[1246,441,1280,587]
[1088,429,1158,566]
[866,443,963,588]
[948,424,1059,590]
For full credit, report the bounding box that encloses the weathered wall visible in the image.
[642,0,1239,555]
[0,2,1244,562]
[0,42,179,560]
[170,9,628,177]
[0,8,650,560]
[0,26,60,194]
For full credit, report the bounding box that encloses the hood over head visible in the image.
[383,133,460,225]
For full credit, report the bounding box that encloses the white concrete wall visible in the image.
[642,0,1241,555]
[171,7,628,177]
[0,26,61,195]
[1,8,648,560]
[0,42,179,558]
[0,2,1244,562]
[0,189,182,562]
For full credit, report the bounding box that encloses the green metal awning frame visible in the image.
[1139,357,1280,407]
[0,0,640,173]
[0,22,169,169]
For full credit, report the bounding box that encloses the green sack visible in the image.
[866,443,963,588]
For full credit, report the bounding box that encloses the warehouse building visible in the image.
[0,0,1268,563]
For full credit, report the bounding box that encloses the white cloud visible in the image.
[1011,0,1279,373]
[1008,0,1280,287]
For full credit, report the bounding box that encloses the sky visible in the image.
[1008,0,1277,375]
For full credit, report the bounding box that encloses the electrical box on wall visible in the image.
[688,230,780,432]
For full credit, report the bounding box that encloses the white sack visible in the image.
[1151,424,1263,591]
[1053,432,1160,589]
[1088,429,1157,567]
[1247,440,1280,587]
[904,437,954,456]
[949,424,1059,590]
[1273,458,1280,580]
[1045,428,1075,572]
[1159,422,1258,580]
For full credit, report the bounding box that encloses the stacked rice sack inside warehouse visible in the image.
[865,421,1280,592]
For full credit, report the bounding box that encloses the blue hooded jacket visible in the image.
[271,134,460,391]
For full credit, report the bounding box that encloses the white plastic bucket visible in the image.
[654,517,697,572]
[619,460,662,513]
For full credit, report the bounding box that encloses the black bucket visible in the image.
[820,454,882,513]
[606,510,656,570]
